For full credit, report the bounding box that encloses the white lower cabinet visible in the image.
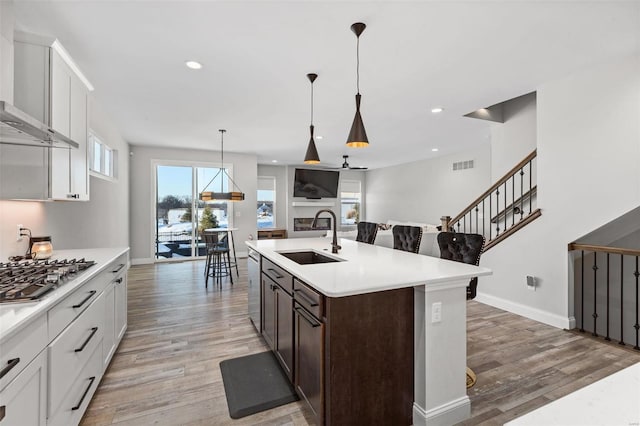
[47,341,103,426]
[48,291,105,417]
[0,350,47,426]
[103,267,127,368]
[0,251,128,426]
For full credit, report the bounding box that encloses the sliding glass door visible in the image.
[155,163,230,260]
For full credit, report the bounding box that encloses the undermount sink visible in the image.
[277,250,344,265]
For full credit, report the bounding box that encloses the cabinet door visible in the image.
[0,350,47,426]
[69,76,89,200]
[50,49,71,137]
[261,274,276,350]
[115,275,127,341]
[103,282,116,368]
[275,286,293,380]
[50,147,71,199]
[294,305,323,422]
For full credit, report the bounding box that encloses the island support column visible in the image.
[413,280,470,426]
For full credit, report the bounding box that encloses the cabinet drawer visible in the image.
[293,278,323,320]
[47,340,102,426]
[48,291,104,417]
[48,267,111,340]
[262,258,292,294]
[0,315,47,392]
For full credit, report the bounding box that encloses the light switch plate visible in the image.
[431,302,442,323]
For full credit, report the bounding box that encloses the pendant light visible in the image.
[199,129,245,202]
[346,22,369,148]
[304,73,320,164]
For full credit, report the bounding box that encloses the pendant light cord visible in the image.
[356,35,360,95]
[220,129,225,192]
[310,80,314,125]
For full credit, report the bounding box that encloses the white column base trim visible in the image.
[475,292,572,329]
[413,396,471,426]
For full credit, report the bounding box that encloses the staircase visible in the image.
[442,150,541,251]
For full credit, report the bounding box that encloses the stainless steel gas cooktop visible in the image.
[0,258,95,304]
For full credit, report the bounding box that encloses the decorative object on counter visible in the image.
[303,73,320,164]
[199,129,245,202]
[346,22,369,148]
[29,235,52,259]
[0,258,96,303]
[31,241,53,260]
[219,351,298,419]
[312,209,341,253]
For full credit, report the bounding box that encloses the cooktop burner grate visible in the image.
[0,258,96,304]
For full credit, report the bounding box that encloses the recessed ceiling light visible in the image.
[271,160,278,163]
[431,107,444,113]
[432,148,439,152]
[185,61,202,70]
[315,135,323,140]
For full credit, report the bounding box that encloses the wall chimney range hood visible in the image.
[0,101,79,149]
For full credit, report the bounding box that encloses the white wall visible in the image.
[490,92,537,180]
[129,145,257,263]
[0,96,130,258]
[478,55,640,328]
[365,146,491,225]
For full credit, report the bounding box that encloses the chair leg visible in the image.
[205,254,211,288]
[226,251,233,285]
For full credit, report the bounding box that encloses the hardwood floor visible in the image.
[81,260,640,426]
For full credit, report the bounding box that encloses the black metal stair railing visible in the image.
[442,150,541,251]
[569,243,640,351]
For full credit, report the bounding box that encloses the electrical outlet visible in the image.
[527,275,536,291]
[17,224,23,241]
[431,302,442,323]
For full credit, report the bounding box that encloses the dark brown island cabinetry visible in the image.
[260,255,414,425]
[261,257,294,380]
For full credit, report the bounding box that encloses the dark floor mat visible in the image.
[219,351,299,419]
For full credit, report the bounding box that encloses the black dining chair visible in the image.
[436,231,485,388]
[436,232,485,300]
[355,221,378,245]
[392,225,423,254]
[203,231,233,288]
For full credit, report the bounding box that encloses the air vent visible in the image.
[453,160,474,171]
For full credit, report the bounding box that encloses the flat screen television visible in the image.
[293,168,340,199]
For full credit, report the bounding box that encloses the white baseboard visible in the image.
[131,257,154,265]
[413,396,470,426]
[475,292,572,329]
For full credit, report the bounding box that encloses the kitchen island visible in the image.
[246,237,492,426]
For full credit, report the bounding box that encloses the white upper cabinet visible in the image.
[13,32,92,201]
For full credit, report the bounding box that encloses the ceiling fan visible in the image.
[338,155,368,170]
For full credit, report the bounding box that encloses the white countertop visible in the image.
[0,247,129,342]
[246,237,491,297]
[506,362,640,425]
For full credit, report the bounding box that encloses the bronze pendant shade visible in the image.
[199,129,245,202]
[304,73,320,164]
[346,22,369,148]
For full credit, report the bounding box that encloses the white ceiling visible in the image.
[11,1,640,169]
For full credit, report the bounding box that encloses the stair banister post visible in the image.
[441,216,452,232]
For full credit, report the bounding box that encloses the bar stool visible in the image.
[203,232,234,288]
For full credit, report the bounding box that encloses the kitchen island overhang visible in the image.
[247,237,492,426]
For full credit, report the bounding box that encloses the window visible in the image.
[340,180,361,226]
[89,131,117,179]
[257,176,276,229]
